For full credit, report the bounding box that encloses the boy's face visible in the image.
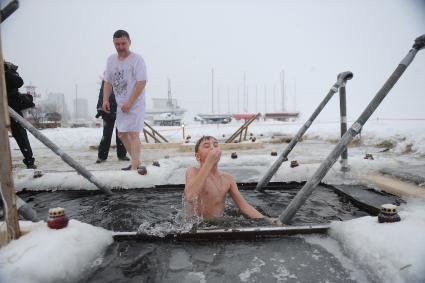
[196,138,220,163]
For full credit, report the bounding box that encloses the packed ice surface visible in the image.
[3,119,425,282]
[9,119,425,191]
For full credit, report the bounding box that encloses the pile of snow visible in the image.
[0,220,113,283]
[306,199,425,283]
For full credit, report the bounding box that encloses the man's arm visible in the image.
[102,81,113,113]
[228,176,264,219]
[121,80,146,113]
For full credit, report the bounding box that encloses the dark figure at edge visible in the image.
[95,80,129,163]
[4,61,36,169]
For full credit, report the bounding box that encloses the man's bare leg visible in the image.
[118,132,133,167]
[118,132,141,169]
[118,132,131,153]
[128,132,141,169]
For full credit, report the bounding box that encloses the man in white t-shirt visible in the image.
[103,30,147,173]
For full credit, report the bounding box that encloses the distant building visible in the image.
[73,98,89,120]
[37,92,71,122]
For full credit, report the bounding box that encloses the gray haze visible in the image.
[2,0,425,122]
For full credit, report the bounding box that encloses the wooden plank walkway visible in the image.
[365,174,425,199]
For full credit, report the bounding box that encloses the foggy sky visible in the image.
[2,0,425,122]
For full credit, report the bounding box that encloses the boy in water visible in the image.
[185,136,278,224]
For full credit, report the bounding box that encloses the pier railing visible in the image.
[8,107,113,195]
[279,34,425,224]
[256,71,353,191]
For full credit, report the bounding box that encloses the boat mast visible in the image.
[294,78,297,111]
[211,68,214,113]
[75,84,78,119]
[281,70,286,111]
[243,72,246,113]
[167,78,173,108]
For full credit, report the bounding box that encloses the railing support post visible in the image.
[8,107,113,195]
[256,71,353,191]
[279,35,425,224]
[338,73,350,172]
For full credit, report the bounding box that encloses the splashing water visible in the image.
[137,194,202,237]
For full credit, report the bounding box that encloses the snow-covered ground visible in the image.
[9,119,425,191]
[2,119,425,282]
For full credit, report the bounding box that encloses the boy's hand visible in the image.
[205,148,221,166]
[264,217,283,226]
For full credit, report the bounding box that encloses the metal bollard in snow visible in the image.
[378,204,401,223]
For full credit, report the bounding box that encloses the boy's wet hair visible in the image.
[195,136,217,153]
[113,29,130,40]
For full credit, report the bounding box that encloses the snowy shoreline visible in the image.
[2,120,425,283]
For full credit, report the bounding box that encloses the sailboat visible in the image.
[195,68,233,124]
[264,71,300,121]
[145,79,186,126]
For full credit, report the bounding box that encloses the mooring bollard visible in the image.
[290,160,299,168]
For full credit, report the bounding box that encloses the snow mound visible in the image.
[0,220,113,283]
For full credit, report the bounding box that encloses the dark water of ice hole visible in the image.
[19,183,369,282]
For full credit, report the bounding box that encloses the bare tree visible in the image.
[25,107,44,128]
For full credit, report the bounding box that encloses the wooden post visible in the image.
[144,121,168,143]
[143,128,161,143]
[0,27,21,243]
[225,113,260,143]
[143,129,149,143]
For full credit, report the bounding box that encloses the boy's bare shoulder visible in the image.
[220,171,235,182]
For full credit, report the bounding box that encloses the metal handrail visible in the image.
[8,107,113,195]
[279,34,425,224]
[256,71,353,191]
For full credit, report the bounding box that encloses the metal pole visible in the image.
[8,107,113,195]
[16,196,39,222]
[256,71,353,191]
[182,124,185,140]
[338,74,349,172]
[0,0,19,23]
[279,35,425,224]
